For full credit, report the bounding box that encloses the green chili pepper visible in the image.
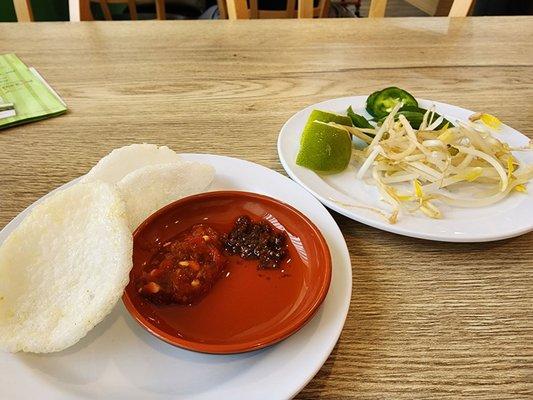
[365,89,381,116]
[397,111,425,129]
[371,87,418,119]
[399,107,453,130]
[398,105,427,114]
[367,87,454,130]
[347,106,373,130]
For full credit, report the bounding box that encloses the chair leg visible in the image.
[368,0,387,17]
[79,0,94,20]
[448,0,475,16]
[98,0,113,20]
[155,0,166,20]
[298,0,313,18]
[286,0,296,17]
[318,0,330,17]
[217,0,228,18]
[226,0,249,19]
[127,0,137,19]
[13,0,34,22]
[249,0,259,18]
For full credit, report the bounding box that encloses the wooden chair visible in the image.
[369,0,475,17]
[13,0,34,22]
[225,0,329,19]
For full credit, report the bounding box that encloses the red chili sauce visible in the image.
[137,225,226,305]
[137,216,288,305]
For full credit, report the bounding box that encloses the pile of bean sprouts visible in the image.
[333,104,532,223]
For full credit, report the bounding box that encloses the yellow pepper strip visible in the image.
[464,167,483,182]
[507,156,517,180]
[413,179,423,198]
[480,113,501,130]
[437,128,454,144]
[420,200,442,219]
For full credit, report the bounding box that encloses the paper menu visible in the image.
[0,53,67,129]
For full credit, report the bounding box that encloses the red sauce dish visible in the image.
[123,191,332,354]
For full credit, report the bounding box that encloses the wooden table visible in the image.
[1,17,532,399]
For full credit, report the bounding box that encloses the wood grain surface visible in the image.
[0,17,532,399]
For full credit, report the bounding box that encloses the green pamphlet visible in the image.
[0,53,67,129]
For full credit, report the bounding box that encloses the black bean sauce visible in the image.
[223,215,288,269]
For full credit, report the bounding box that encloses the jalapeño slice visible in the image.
[365,89,382,116]
[371,87,418,119]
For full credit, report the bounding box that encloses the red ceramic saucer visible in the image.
[123,191,331,354]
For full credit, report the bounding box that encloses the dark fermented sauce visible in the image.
[223,215,288,269]
[128,198,309,344]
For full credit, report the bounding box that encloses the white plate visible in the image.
[278,96,533,242]
[0,154,352,400]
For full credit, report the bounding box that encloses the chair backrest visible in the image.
[89,0,167,20]
[369,0,474,17]
[13,0,34,22]
[225,0,329,19]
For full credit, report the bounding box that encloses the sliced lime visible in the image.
[296,121,352,174]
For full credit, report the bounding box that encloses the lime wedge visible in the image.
[296,121,352,173]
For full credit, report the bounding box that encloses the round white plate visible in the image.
[278,96,533,242]
[0,154,352,400]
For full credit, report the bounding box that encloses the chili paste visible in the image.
[138,224,226,305]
